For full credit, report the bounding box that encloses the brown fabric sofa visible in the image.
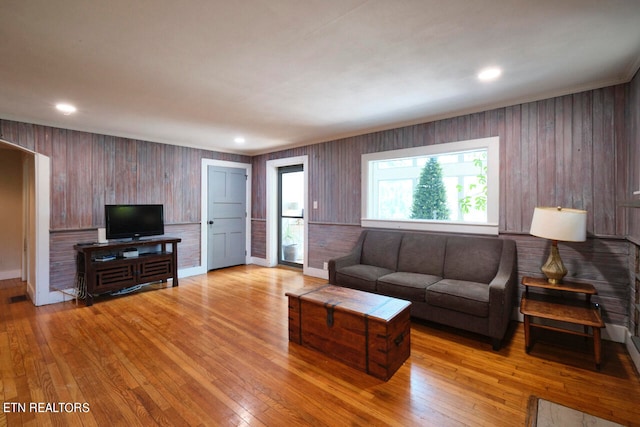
[328,229,517,350]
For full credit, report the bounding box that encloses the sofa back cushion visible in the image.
[397,233,447,276]
[361,230,403,271]
[443,236,503,284]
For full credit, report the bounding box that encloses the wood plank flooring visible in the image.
[1,266,639,426]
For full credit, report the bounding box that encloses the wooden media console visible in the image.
[74,237,181,306]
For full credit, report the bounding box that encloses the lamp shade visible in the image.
[530,207,587,242]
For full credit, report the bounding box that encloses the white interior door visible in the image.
[207,166,247,270]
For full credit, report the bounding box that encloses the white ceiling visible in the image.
[1,1,639,155]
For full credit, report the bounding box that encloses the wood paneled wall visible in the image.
[0,121,250,227]
[251,219,266,259]
[252,83,633,326]
[0,120,250,291]
[628,70,640,241]
[253,85,628,232]
[1,76,637,328]
[626,68,640,338]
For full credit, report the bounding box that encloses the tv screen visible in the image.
[105,204,164,240]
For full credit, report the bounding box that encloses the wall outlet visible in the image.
[323,262,328,270]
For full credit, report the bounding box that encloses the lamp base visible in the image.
[541,241,567,284]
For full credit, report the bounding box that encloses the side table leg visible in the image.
[524,315,531,353]
[593,327,602,370]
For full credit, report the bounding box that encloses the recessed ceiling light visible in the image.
[55,103,77,115]
[477,67,502,82]
[234,137,245,144]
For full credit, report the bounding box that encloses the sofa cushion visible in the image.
[397,233,447,276]
[335,264,393,292]
[377,272,441,302]
[443,236,502,283]
[361,231,403,271]
[426,279,489,317]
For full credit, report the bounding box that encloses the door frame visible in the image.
[0,139,51,306]
[200,159,252,272]
[266,155,308,273]
[277,164,304,268]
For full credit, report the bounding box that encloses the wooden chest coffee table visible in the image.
[285,285,411,381]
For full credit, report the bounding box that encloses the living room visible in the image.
[1,2,640,425]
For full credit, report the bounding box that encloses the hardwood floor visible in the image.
[1,266,639,426]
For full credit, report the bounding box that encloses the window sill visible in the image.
[360,218,499,236]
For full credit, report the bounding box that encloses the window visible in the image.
[362,136,499,235]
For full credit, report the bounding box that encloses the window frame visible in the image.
[361,136,499,235]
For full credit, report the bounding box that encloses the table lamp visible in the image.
[529,206,587,284]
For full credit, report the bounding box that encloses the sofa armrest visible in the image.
[488,239,518,337]
[331,252,361,269]
[328,231,367,284]
[328,252,361,283]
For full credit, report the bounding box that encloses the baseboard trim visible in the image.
[304,266,328,280]
[250,257,270,267]
[28,287,77,306]
[604,323,629,343]
[248,258,328,279]
[626,331,640,374]
[0,269,21,281]
[34,266,203,307]
[178,266,206,278]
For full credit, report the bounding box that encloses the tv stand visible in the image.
[74,237,181,306]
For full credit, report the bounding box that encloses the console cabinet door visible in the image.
[92,261,137,292]
[138,254,173,283]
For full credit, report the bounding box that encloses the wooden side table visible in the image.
[520,276,605,369]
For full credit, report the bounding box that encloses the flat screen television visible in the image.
[105,204,164,240]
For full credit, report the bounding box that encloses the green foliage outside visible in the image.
[457,153,487,215]
[410,158,450,220]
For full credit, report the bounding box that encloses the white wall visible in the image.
[0,149,24,280]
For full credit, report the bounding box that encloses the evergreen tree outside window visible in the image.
[410,158,450,220]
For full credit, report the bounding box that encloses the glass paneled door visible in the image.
[278,165,304,267]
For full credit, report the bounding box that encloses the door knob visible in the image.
[208,220,214,225]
